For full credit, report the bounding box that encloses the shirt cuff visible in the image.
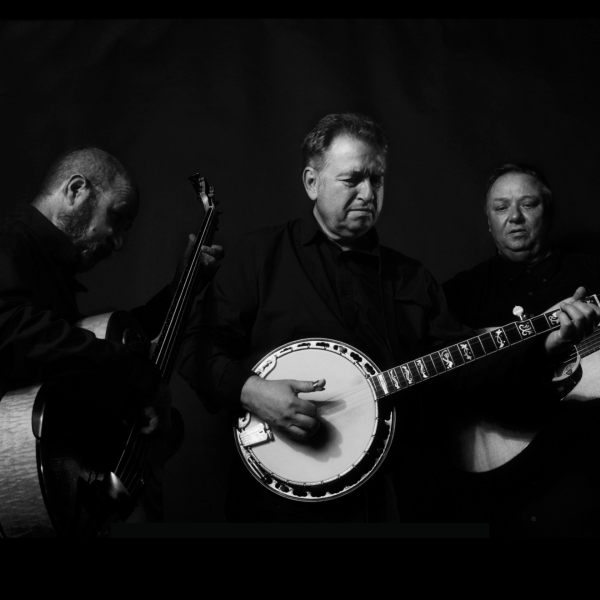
[217,361,256,411]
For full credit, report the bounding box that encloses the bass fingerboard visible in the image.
[368,294,600,399]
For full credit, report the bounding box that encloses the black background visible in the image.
[2,19,600,522]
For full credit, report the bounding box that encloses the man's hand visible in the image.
[140,380,172,435]
[240,375,326,441]
[544,286,600,355]
[170,234,224,297]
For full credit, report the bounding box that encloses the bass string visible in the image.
[126,445,150,500]
[153,211,215,373]
[116,424,146,490]
[120,435,148,492]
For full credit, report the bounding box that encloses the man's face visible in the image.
[486,172,552,264]
[307,135,385,246]
[61,176,138,272]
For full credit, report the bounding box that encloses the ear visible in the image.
[302,166,319,201]
[63,174,89,207]
[484,203,491,233]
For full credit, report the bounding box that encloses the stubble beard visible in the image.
[59,192,111,272]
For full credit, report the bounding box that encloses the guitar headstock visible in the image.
[188,173,218,213]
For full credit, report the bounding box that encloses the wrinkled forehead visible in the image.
[322,134,387,172]
[486,172,546,211]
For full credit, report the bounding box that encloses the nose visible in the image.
[508,205,524,223]
[358,178,375,202]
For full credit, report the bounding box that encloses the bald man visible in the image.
[0,147,221,535]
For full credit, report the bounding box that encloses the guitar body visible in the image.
[0,384,54,537]
[452,345,600,474]
[0,311,147,538]
[235,339,396,502]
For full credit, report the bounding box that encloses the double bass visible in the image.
[0,175,219,537]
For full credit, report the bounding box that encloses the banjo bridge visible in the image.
[239,422,274,448]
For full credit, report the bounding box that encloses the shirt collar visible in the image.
[492,247,562,281]
[300,207,380,255]
[11,203,88,291]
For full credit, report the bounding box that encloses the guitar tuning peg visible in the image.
[512,305,527,321]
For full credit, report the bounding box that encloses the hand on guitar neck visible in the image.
[542,287,600,356]
[241,375,326,441]
[169,234,223,299]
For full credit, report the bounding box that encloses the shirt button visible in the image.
[528,291,534,296]
[542,279,547,282]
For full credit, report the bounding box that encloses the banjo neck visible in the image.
[368,294,600,400]
[150,175,220,383]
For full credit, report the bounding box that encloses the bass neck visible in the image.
[368,293,600,399]
[150,175,220,383]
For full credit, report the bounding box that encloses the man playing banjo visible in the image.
[179,113,599,523]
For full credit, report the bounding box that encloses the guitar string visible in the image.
[152,186,213,369]
[121,436,147,493]
[114,200,216,497]
[557,333,600,362]
[153,209,215,374]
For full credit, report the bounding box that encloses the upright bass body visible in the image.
[0,311,147,538]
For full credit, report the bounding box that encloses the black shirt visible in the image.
[0,203,169,397]
[443,250,600,329]
[440,250,600,536]
[178,209,547,523]
[179,209,482,413]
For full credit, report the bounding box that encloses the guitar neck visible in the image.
[151,178,219,382]
[369,294,600,399]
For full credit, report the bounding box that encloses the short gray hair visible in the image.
[38,146,137,199]
[301,113,388,172]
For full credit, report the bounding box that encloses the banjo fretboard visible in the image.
[368,294,600,399]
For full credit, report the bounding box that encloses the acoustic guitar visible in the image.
[234,294,600,502]
[0,174,220,537]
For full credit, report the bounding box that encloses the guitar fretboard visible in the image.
[368,294,600,399]
[151,176,219,383]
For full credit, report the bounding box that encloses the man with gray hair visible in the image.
[179,119,598,525]
[0,147,222,533]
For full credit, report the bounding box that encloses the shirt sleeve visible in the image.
[0,227,161,398]
[178,234,259,413]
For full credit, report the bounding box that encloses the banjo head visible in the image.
[235,339,396,502]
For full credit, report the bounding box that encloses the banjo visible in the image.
[450,315,600,474]
[234,293,600,502]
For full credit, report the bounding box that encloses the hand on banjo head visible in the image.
[241,375,326,441]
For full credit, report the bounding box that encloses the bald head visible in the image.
[37,147,137,201]
[33,147,139,272]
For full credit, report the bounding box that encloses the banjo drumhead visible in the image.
[248,343,378,484]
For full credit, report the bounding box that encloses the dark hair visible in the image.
[301,113,388,171]
[484,162,554,217]
[38,146,136,199]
